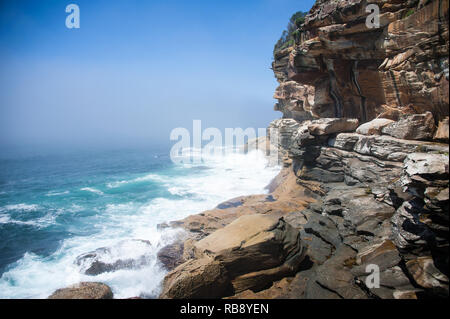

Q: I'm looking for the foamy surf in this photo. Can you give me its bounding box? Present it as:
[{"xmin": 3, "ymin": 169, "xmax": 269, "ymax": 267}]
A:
[
  {"xmin": 0, "ymin": 204, "xmax": 40, "ymax": 213},
  {"xmin": 0, "ymin": 148, "xmax": 280, "ymax": 299}
]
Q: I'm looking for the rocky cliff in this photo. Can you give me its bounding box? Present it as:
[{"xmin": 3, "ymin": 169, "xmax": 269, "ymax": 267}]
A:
[
  {"xmin": 273, "ymin": 0, "xmax": 449, "ymax": 124},
  {"xmin": 156, "ymin": 0, "xmax": 449, "ymax": 299},
  {"xmin": 265, "ymin": 0, "xmax": 449, "ymax": 298}
]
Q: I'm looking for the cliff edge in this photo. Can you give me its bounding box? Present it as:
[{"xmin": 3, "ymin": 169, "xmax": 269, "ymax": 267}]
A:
[{"xmin": 156, "ymin": 0, "xmax": 449, "ymax": 299}]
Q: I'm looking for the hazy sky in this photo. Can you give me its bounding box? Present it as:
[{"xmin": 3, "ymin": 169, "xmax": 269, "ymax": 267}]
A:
[{"xmin": 0, "ymin": 0, "xmax": 315, "ymax": 153}]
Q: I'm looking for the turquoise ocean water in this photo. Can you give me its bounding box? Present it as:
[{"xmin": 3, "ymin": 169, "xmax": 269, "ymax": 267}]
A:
[{"xmin": 0, "ymin": 148, "xmax": 279, "ymax": 298}]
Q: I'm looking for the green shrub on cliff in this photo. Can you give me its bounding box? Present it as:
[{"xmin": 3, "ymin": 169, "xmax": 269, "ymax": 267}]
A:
[{"xmin": 274, "ymin": 11, "xmax": 307, "ymax": 54}]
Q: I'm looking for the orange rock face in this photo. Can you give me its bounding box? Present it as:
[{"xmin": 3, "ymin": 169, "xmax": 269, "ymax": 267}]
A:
[{"xmin": 273, "ymin": 0, "xmax": 449, "ymax": 125}]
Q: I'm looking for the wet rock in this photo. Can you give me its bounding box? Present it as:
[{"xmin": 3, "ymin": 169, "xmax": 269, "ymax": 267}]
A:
[
  {"xmin": 48, "ymin": 282, "xmax": 113, "ymax": 299},
  {"xmin": 75, "ymin": 239, "xmax": 152, "ymax": 276},
  {"xmin": 157, "ymin": 241, "xmax": 185, "ymax": 271}
]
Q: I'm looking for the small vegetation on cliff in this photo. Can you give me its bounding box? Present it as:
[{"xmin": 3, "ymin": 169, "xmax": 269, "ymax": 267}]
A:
[
  {"xmin": 404, "ymin": 8, "xmax": 415, "ymax": 18},
  {"xmin": 273, "ymin": 11, "xmax": 307, "ymax": 54}
]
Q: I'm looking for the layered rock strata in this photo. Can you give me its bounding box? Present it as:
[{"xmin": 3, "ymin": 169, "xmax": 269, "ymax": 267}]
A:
[
  {"xmin": 272, "ymin": 0, "xmax": 449, "ymax": 124},
  {"xmin": 158, "ymin": 0, "xmax": 449, "ymax": 299}
]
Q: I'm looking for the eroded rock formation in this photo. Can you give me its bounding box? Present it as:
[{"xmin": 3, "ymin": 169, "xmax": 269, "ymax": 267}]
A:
[
  {"xmin": 158, "ymin": 0, "xmax": 449, "ymax": 300},
  {"xmin": 272, "ymin": 0, "xmax": 449, "ymax": 125}
]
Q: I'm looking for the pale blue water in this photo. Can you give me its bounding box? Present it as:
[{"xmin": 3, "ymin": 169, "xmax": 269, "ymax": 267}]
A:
[{"xmin": 0, "ymin": 148, "xmax": 280, "ymax": 298}]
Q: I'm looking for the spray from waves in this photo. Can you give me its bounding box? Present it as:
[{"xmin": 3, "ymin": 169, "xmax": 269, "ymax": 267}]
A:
[{"xmin": 0, "ymin": 148, "xmax": 281, "ymax": 299}]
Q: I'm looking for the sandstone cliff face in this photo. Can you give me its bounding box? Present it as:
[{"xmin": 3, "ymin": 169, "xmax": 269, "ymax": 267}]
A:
[
  {"xmin": 265, "ymin": 0, "xmax": 449, "ymax": 299},
  {"xmin": 272, "ymin": 0, "xmax": 449, "ymax": 125},
  {"xmin": 157, "ymin": 0, "xmax": 449, "ymax": 300}
]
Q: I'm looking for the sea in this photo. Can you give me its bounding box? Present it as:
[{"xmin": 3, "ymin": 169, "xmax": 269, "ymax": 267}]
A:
[{"xmin": 0, "ymin": 147, "xmax": 280, "ymax": 298}]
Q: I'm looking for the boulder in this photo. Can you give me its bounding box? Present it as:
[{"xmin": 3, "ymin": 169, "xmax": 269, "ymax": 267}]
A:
[
  {"xmin": 160, "ymin": 258, "xmax": 230, "ymax": 299},
  {"xmin": 160, "ymin": 215, "xmax": 305, "ymax": 298},
  {"xmin": 356, "ymin": 118, "xmax": 395, "ymax": 135},
  {"xmin": 194, "ymin": 214, "xmax": 304, "ymax": 278},
  {"xmin": 48, "ymin": 282, "xmax": 113, "ymax": 299},
  {"xmin": 381, "ymin": 112, "xmax": 436, "ymax": 141},
  {"xmin": 307, "ymin": 118, "xmax": 359, "ymax": 136}
]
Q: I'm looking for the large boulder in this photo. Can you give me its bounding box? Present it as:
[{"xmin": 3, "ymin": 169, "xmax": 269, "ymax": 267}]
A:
[
  {"xmin": 48, "ymin": 282, "xmax": 113, "ymax": 299},
  {"xmin": 381, "ymin": 112, "xmax": 436, "ymax": 141},
  {"xmin": 160, "ymin": 215, "xmax": 305, "ymax": 298}
]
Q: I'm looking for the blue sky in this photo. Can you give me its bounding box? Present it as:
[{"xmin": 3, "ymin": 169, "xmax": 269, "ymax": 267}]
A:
[{"xmin": 0, "ymin": 0, "xmax": 315, "ymax": 153}]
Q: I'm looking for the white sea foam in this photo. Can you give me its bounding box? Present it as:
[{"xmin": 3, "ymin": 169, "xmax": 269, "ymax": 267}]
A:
[
  {"xmin": 0, "ymin": 204, "xmax": 40, "ymax": 213},
  {"xmin": 106, "ymin": 180, "xmax": 129, "ymax": 188},
  {"xmin": 0, "ymin": 214, "xmax": 11, "ymax": 224},
  {"xmin": 0, "ymin": 211, "xmax": 59, "ymax": 228},
  {"xmin": 0, "ymin": 149, "xmax": 281, "ymax": 299},
  {"xmin": 107, "ymin": 174, "xmax": 165, "ymax": 189},
  {"xmin": 80, "ymin": 187, "xmax": 104, "ymax": 195},
  {"xmin": 46, "ymin": 191, "xmax": 70, "ymax": 197}
]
